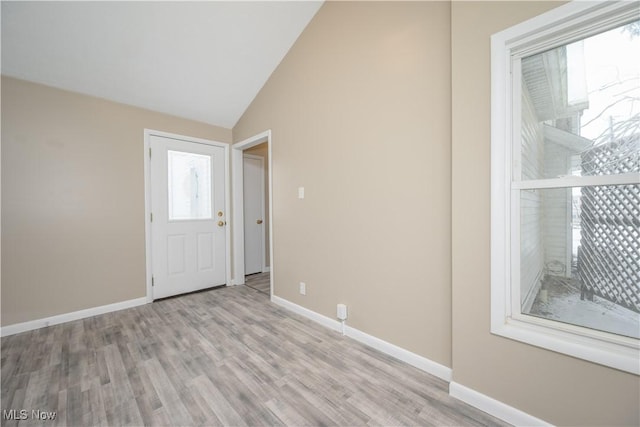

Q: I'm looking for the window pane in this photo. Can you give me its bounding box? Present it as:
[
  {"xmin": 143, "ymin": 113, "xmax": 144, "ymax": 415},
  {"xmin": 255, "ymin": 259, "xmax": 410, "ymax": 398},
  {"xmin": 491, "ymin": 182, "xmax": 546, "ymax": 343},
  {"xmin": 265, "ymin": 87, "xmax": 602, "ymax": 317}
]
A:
[
  {"xmin": 520, "ymin": 184, "xmax": 640, "ymax": 339},
  {"xmin": 168, "ymin": 150, "xmax": 212, "ymax": 220},
  {"xmin": 520, "ymin": 21, "xmax": 640, "ymax": 180}
]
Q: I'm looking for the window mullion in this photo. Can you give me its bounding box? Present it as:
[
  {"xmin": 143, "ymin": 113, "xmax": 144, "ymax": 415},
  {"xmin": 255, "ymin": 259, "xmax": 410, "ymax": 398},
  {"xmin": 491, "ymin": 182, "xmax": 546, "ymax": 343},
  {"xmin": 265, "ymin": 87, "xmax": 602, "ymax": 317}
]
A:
[{"xmin": 513, "ymin": 173, "xmax": 640, "ymax": 190}]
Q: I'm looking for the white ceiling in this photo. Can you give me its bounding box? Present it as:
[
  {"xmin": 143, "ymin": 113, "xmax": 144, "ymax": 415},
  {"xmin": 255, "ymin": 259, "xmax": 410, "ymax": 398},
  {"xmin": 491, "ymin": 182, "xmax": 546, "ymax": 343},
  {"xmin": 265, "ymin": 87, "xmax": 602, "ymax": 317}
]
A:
[{"xmin": 1, "ymin": 1, "xmax": 322, "ymax": 129}]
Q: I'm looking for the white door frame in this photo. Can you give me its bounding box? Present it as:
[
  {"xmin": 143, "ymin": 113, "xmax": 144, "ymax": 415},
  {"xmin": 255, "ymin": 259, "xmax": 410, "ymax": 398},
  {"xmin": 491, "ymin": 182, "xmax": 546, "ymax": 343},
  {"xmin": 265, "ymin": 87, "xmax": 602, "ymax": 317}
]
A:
[
  {"xmin": 243, "ymin": 153, "xmax": 267, "ymax": 274},
  {"xmin": 143, "ymin": 129, "xmax": 231, "ymax": 302},
  {"xmin": 232, "ymin": 130, "xmax": 273, "ymax": 298}
]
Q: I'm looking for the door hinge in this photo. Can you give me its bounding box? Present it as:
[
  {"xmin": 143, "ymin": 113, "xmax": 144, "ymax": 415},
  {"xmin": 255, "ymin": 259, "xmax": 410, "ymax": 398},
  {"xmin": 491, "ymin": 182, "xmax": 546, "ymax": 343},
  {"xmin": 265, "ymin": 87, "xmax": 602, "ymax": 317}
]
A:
[
  {"xmin": 149, "ymin": 147, "xmax": 152, "ymax": 158},
  {"xmin": 150, "ymin": 212, "xmax": 153, "ymax": 222},
  {"xmin": 152, "ymin": 276, "xmax": 155, "ymax": 287}
]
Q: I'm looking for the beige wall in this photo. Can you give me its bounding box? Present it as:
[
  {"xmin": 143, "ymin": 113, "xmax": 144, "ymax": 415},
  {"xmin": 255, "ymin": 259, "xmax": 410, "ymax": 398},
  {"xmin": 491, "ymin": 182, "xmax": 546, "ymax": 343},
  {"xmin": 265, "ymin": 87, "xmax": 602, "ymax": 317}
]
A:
[
  {"xmin": 1, "ymin": 76, "xmax": 231, "ymax": 326},
  {"xmin": 234, "ymin": 1, "xmax": 452, "ymax": 366},
  {"xmin": 451, "ymin": 2, "xmax": 639, "ymax": 426},
  {"xmin": 244, "ymin": 142, "xmax": 270, "ymax": 267}
]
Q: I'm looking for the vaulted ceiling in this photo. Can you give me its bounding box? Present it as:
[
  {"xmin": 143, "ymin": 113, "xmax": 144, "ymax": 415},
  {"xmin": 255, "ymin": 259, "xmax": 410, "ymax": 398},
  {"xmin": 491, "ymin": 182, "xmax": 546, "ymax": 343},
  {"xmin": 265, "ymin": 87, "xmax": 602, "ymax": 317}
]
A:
[{"xmin": 1, "ymin": 1, "xmax": 323, "ymax": 128}]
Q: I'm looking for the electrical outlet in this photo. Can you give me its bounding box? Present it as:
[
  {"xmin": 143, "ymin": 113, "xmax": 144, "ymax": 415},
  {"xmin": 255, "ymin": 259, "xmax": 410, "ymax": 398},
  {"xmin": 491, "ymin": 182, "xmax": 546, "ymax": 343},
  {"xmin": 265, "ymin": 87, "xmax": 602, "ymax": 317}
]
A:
[
  {"xmin": 299, "ymin": 282, "xmax": 306, "ymax": 295},
  {"xmin": 337, "ymin": 304, "xmax": 347, "ymax": 320}
]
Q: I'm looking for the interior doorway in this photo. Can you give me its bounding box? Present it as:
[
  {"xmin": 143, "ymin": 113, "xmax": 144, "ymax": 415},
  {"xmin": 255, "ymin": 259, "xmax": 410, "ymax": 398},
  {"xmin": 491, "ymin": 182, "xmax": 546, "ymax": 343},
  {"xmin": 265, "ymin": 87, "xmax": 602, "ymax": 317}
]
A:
[
  {"xmin": 232, "ymin": 130, "xmax": 273, "ymax": 298},
  {"xmin": 243, "ymin": 151, "xmax": 268, "ymax": 275}
]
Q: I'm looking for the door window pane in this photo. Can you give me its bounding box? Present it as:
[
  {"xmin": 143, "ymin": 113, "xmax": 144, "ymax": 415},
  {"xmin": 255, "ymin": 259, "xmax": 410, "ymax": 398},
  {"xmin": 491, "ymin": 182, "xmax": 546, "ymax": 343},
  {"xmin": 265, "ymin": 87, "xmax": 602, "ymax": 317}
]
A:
[
  {"xmin": 520, "ymin": 185, "xmax": 640, "ymax": 339},
  {"xmin": 520, "ymin": 21, "xmax": 640, "ymax": 180},
  {"xmin": 168, "ymin": 150, "xmax": 212, "ymax": 220}
]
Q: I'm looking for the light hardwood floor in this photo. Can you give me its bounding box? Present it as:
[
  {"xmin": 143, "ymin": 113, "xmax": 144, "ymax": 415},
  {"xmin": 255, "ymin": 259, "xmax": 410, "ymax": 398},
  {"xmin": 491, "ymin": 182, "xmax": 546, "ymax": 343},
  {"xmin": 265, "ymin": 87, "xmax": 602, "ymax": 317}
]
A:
[
  {"xmin": 245, "ymin": 272, "xmax": 270, "ymax": 295},
  {"xmin": 1, "ymin": 285, "xmax": 508, "ymax": 426}
]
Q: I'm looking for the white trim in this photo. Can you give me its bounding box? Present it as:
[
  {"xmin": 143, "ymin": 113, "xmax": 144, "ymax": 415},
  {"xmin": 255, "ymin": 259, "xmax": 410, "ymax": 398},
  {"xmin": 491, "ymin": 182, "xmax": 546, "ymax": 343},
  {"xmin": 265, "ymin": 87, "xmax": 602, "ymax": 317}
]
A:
[
  {"xmin": 491, "ymin": 17, "xmax": 513, "ymax": 331},
  {"xmin": 267, "ymin": 135, "xmax": 273, "ymax": 299},
  {"xmin": 271, "ymin": 296, "xmax": 342, "ymax": 333},
  {"xmin": 232, "ymin": 130, "xmax": 273, "ymax": 298},
  {"xmin": 243, "ymin": 153, "xmax": 267, "ymax": 274},
  {"xmin": 497, "ymin": 0, "xmax": 638, "ymax": 59},
  {"xmin": 144, "ymin": 132, "xmax": 153, "ymax": 303},
  {"xmin": 512, "ymin": 173, "xmax": 640, "ymax": 190},
  {"xmin": 345, "ymin": 325, "xmax": 452, "ymax": 382},
  {"xmin": 0, "ymin": 297, "xmax": 148, "ymax": 337},
  {"xmin": 497, "ymin": 318, "xmax": 639, "ymax": 374},
  {"xmin": 232, "ymin": 143, "xmax": 245, "ymax": 286},
  {"xmin": 224, "ymin": 143, "xmax": 232, "ymax": 289},
  {"xmin": 491, "ymin": 0, "xmax": 640, "ymax": 375},
  {"xmin": 449, "ymin": 382, "xmax": 552, "ymax": 427},
  {"xmin": 271, "ymin": 296, "xmax": 453, "ymax": 382},
  {"xmin": 262, "ymin": 266, "xmax": 271, "ymax": 273},
  {"xmin": 143, "ymin": 129, "xmax": 231, "ymax": 301}
]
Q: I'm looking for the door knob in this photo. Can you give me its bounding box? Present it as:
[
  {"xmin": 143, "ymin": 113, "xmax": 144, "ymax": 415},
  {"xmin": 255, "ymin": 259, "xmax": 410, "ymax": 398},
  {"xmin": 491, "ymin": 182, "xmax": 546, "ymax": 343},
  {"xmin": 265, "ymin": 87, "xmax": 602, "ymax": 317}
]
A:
[
  {"xmin": 218, "ymin": 221, "xmax": 226, "ymax": 227},
  {"xmin": 257, "ymin": 219, "xmax": 263, "ymax": 224}
]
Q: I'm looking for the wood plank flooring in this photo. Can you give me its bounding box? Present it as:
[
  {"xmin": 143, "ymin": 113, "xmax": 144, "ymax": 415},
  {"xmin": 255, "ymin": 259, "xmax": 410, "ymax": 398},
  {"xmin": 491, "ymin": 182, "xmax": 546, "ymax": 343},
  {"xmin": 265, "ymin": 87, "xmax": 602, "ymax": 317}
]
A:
[
  {"xmin": 1, "ymin": 285, "xmax": 508, "ymax": 426},
  {"xmin": 245, "ymin": 273, "xmax": 270, "ymax": 295}
]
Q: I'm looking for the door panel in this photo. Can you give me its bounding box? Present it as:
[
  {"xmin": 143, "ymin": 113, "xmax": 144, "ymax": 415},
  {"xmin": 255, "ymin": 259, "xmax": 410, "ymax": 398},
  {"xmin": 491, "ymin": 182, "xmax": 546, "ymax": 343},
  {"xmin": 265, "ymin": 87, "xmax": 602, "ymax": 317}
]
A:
[
  {"xmin": 197, "ymin": 232, "xmax": 215, "ymax": 271},
  {"xmin": 167, "ymin": 234, "xmax": 186, "ymax": 275},
  {"xmin": 150, "ymin": 135, "xmax": 226, "ymax": 299},
  {"xmin": 243, "ymin": 155, "xmax": 264, "ymax": 275}
]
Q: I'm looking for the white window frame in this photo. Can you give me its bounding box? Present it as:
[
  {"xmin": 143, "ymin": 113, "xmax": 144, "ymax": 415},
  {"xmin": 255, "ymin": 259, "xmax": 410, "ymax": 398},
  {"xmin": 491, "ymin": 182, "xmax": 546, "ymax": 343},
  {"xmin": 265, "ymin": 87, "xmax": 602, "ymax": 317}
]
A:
[{"xmin": 491, "ymin": 0, "xmax": 640, "ymax": 375}]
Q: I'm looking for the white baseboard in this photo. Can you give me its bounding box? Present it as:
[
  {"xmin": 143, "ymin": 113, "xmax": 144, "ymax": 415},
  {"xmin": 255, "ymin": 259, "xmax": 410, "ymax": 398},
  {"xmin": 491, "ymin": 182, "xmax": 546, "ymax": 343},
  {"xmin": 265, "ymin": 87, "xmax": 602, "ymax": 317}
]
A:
[
  {"xmin": 272, "ymin": 296, "xmax": 342, "ymax": 333},
  {"xmin": 270, "ymin": 295, "xmax": 452, "ymax": 382},
  {"xmin": 449, "ymin": 382, "xmax": 552, "ymax": 427},
  {"xmin": 1, "ymin": 297, "xmax": 148, "ymax": 337},
  {"xmin": 262, "ymin": 266, "xmax": 271, "ymax": 273},
  {"xmin": 345, "ymin": 324, "xmax": 452, "ymax": 382}
]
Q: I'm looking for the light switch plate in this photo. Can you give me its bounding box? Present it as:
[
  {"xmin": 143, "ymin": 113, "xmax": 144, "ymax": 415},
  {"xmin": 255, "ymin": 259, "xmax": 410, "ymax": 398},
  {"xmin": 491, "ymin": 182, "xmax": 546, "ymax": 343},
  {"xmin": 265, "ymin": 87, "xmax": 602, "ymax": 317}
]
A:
[{"xmin": 298, "ymin": 187, "xmax": 305, "ymax": 199}]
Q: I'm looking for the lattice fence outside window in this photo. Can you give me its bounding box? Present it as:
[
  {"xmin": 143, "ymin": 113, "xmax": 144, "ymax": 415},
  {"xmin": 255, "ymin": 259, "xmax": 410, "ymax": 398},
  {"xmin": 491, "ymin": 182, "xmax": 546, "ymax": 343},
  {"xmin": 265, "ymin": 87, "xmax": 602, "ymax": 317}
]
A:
[{"xmin": 578, "ymin": 137, "xmax": 640, "ymax": 313}]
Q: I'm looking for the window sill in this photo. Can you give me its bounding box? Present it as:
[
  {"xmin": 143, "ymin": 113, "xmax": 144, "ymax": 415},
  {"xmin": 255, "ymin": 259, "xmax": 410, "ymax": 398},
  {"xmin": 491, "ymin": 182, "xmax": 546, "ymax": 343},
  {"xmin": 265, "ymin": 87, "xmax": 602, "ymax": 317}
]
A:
[{"xmin": 491, "ymin": 317, "xmax": 640, "ymax": 375}]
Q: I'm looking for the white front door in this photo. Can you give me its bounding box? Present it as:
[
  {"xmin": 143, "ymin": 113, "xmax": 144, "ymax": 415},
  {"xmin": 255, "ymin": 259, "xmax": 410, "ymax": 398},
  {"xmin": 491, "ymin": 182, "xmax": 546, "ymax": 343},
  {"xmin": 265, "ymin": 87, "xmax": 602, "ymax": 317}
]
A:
[
  {"xmin": 150, "ymin": 134, "xmax": 227, "ymax": 299},
  {"xmin": 243, "ymin": 155, "xmax": 265, "ymax": 275}
]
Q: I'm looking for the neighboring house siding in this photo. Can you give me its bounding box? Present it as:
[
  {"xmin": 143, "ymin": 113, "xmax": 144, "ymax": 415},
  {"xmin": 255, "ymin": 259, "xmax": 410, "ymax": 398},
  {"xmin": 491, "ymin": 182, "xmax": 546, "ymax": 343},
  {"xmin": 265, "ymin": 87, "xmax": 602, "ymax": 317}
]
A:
[
  {"xmin": 520, "ymin": 84, "xmax": 545, "ymax": 308},
  {"xmin": 543, "ymin": 144, "xmax": 573, "ymax": 277}
]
